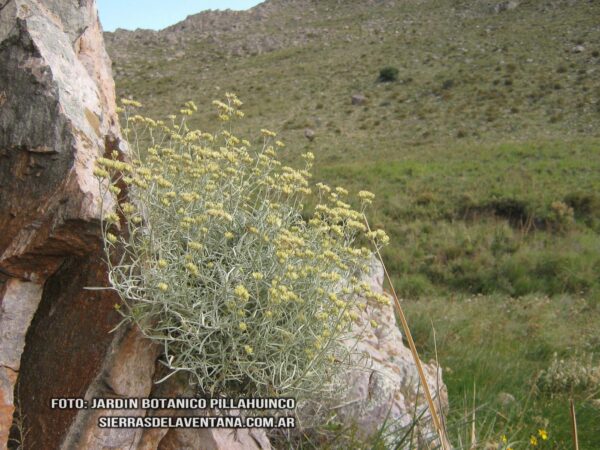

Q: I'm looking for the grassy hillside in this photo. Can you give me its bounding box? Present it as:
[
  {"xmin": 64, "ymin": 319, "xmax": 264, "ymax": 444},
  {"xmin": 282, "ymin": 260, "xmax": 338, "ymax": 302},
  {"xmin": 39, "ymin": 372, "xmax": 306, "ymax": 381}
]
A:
[{"xmin": 105, "ymin": 0, "xmax": 600, "ymax": 447}]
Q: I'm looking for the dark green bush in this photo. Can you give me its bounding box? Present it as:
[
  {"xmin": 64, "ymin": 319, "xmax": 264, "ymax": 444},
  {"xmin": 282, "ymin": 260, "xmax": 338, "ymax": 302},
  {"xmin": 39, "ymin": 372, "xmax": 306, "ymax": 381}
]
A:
[
  {"xmin": 378, "ymin": 66, "xmax": 399, "ymax": 82},
  {"xmin": 565, "ymin": 191, "xmax": 600, "ymax": 223}
]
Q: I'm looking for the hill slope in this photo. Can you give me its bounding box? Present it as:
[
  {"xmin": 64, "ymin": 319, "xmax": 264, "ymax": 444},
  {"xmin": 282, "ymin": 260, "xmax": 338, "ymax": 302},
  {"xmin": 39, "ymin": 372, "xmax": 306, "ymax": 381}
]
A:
[
  {"xmin": 104, "ymin": 0, "xmax": 600, "ymax": 447},
  {"xmin": 106, "ymin": 0, "xmax": 600, "ymax": 148}
]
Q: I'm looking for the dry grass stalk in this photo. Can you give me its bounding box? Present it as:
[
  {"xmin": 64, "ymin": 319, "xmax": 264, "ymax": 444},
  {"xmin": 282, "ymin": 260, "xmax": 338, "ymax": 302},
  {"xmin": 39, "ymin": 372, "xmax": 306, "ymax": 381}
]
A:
[
  {"xmin": 570, "ymin": 398, "xmax": 579, "ymax": 450},
  {"xmin": 470, "ymin": 384, "xmax": 477, "ymax": 450}
]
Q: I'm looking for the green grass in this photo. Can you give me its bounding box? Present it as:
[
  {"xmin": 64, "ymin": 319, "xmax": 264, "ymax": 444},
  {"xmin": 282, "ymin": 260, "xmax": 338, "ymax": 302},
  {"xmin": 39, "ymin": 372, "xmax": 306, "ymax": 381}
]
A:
[
  {"xmin": 104, "ymin": 0, "xmax": 600, "ymax": 446},
  {"xmin": 315, "ymin": 138, "xmax": 600, "ymax": 301},
  {"xmin": 406, "ymin": 294, "xmax": 600, "ymax": 448}
]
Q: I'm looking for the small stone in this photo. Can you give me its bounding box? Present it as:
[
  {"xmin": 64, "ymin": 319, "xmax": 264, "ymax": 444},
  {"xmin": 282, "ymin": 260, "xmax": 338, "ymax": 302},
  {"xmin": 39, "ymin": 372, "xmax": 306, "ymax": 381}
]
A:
[
  {"xmin": 494, "ymin": 1, "xmax": 519, "ymax": 13},
  {"xmin": 351, "ymin": 94, "xmax": 367, "ymax": 105},
  {"xmin": 497, "ymin": 392, "xmax": 516, "ymax": 407},
  {"xmin": 304, "ymin": 128, "xmax": 316, "ymax": 141}
]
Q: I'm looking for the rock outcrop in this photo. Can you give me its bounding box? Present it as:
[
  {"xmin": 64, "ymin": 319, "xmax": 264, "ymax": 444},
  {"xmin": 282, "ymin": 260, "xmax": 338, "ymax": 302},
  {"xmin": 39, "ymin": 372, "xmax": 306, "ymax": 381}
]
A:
[
  {"xmin": 103, "ymin": 0, "xmax": 399, "ymax": 64},
  {"xmin": 0, "ymin": 0, "xmax": 124, "ymax": 448},
  {"xmin": 333, "ymin": 259, "xmax": 448, "ymax": 447}
]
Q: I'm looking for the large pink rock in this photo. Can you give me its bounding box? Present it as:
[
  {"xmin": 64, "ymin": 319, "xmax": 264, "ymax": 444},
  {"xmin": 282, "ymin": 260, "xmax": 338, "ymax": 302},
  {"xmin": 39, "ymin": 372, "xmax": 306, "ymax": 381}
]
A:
[
  {"xmin": 0, "ymin": 0, "xmax": 124, "ymax": 448},
  {"xmin": 336, "ymin": 259, "xmax": 449, "ymax": 447}
]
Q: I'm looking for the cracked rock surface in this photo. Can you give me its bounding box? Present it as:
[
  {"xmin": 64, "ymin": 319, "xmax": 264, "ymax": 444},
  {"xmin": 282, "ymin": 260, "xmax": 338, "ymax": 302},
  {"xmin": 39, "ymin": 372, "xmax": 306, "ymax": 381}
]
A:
[{"xmin": 336, "ymin": 259, "xmax": 448, "ymax": 447}]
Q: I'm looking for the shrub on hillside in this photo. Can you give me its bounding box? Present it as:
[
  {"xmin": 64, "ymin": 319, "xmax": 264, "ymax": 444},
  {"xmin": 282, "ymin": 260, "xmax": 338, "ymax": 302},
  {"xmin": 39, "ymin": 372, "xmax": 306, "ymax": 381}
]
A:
[
  {"xmin": 547, "ymin": 200, "xmax": 574, "ymax": 232},
  {"xmin": 564, "ymin": 191, "xmax": 600, "ymax": 229},
  {"xmin": 94, "ymin": 95, "xmax": 390, "ymax": 405},
  {"xmin": 537, "ymin": 353, "xmax": 600, "ymax": 394},
  {"xmin": 378, "ymin": 66, "xmax": 399, "ymax": 82}
]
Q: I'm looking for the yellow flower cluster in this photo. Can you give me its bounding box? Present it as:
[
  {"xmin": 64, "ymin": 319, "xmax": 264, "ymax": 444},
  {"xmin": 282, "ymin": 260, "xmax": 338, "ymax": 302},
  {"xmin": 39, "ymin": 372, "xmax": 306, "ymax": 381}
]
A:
[
  {"xmin": 260, "ymin": 128, "xmax": 277, "ymax": 137},
  {"xmin": 366, "ymin": 229, "xmax": 390, "ymax": 245},
  {"xmin": 234, "ymin": 284, "xmax": 250, "ymax": 301},
  {"xmin": 358, "ymin": 190, "xmax": 375, "ymax": 204},
  {"xmin": 185, "ymin": 240, "xmax": 200, "ymax": 252},
  {"xmin": 212, "ymin": 93, "xmax": 244, "ymax": 121},
  {"xmin": 104, "ymin": 212, "xmax": 119, "ymax": 224},
  {"xmin": 185, "ymin": 262, "xmax": 199, "ymax": 276},
  {"xmin": 207, "ymin": 208, "xmax": 233, "ymax": 222},
  {"xmin": 121, "ymin": 98, "xmax": 142, "ymax": 107}
]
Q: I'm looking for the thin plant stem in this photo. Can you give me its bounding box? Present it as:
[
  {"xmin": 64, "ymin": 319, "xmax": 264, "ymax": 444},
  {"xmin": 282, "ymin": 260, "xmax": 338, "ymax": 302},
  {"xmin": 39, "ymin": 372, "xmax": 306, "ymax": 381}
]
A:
[{"xmin": 570, "ymin": 398, "xmax": 579, "ymax": 450}]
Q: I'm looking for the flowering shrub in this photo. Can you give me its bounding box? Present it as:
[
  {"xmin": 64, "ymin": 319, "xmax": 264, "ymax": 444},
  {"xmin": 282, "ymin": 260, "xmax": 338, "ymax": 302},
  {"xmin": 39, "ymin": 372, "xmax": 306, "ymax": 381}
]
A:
[
  {"xmin": 537, "ymin": 353, "xmax": 600, "ymax": 394},
  {"xmin": 95, "ymin": 94, "xmax": 390, "ymax": 401}
]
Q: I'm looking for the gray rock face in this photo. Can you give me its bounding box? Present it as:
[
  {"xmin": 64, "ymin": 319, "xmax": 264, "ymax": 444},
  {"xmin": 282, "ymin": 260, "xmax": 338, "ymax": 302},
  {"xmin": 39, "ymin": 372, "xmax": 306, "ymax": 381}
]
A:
[
  {"xmin": 0, "ymin": 279, "xmax": 42, "ymax": 447},
  {"xmin": 0, "ymin": 0, "xmax": 120, "ymax": 278}
]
